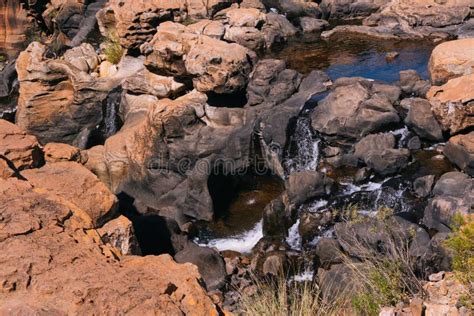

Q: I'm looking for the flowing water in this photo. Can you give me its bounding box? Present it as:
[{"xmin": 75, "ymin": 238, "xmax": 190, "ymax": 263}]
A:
[{"xmin": 196, "ymin": 33, "xmax": 438, "ymax": 254}]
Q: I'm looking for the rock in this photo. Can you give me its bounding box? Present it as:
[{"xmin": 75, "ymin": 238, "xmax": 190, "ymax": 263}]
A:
[
  {"xmin": 423, "ymin": 171, "xmax": 473, "ymax": 232},
  {"xmin": 423, "ymin": 272, "xmax": 471, "ymax": 316},
  {"xmin": 398, "ymin": 69, "xmax": 430, "ymax": 97},
  {"xmin": 457, "ymin": 18, "xmax": 474, "ymax": 39},
  {"xmin": 0, "ymin": 119, "xmax": 42, "ymax": 173},
  {"xmin": 0, "ymin": 177, "xmax": 220, "ymax": 314},
  {"xmin": 414, "ymin": 175, "xmax": 436, "ymax": 198},
  {"xmin": 261, "ymin": 13, "xmax": 298, "ymax": 50},
  {"xmin": 99, "ymin": 61, "xmax": 117, "ymax": 78},
  {"xmin": 428, "ymin": 39, "xmax": 474, "ymax": 85},
  {"xmin": 314, "ymin": 238, "xmax": 343, "ymax": 269},
  {"xmin": 63, "ymin": 43, "xmax": 100, "ymax": 73},
  {"xmin": 319, "ymin": 0, "xmax": 389, "ymax": 19},
  {"xmin": 246, "ymin": 59, "xmax": 302, "ymax": 106},
  {"xmin": 142, "ymin": 22, "xmax": 253, "ymax": 93},
  {"xmin": 223, "ymin": 26, "xmax": 266, "ymax": 51},
  {"xmin": 385, "ymin": 51, "xmax": 399, "ymax": 62},
  {"xmin": 427, "ymin": 74, "xmax": 474, "ymax": 134},
  {"xmin": 217, "ymin": 7, "xmax": 266, "ymax": 27},
  {"xmin": 311, "ymin": 78, "xmax": 400, "ymax": 139},
  {"xmin": 444, "ymin": 132, "xmax": 474, "ymax": 176},
  {"xmin": 22, "ymin": 161, "xmax": 118, "ymax": 228},
  {"xmin": 122, "ymin": 68, "xmax": 185, "ymax": 98},
  {"xmin": 286, "ymin": 171, "xmax": 334, "ymax": 207},
  {"xmin": 407, "ymin": 136, "xmax": 422, "ymax": 151},
  {"xmin": 263, "ymin": 196, "xmax": 291, "ymax": 237},
  {"xmin": 322, "ymin": 0, "xmax": 471, "ymax": 40},
  {"xmin": 43, "ymin": 0, "xmax": 87, "ymax": 42},
  {"xmin": 44, "ymin": 142, "xmax": 86, "ymax": 164},
  {"xmin": 299, "ymin": 211, "xmax": 334, "ymax": 243},
  {"xmin": 174, "ymin": 242, "xmax": 227, "ymax": 291},
  {"xmin": 250, "ymin": 237, "xmax": 289, "ymax": 276},
  {"xmin": 353, "ymin": 133, "xmax": 410, "ymax": 176},
  {"xmin": 97, "ymin": 0, "xmax": 237, "ymax": 50},
  {"xmin": 97, "ymin": 215, "xmax": 141, "ymax": 255},
  {"xmin": 261, "ymin": 0, "xmax": 321, "ymax": 19},
  {"xmin": 295, "ymin": 17, "xmax": 329, "ymax": 33},
  {"xmin": 16, "ymin": 42, "xmax": 110, "ymax": 145},
  {"xmin": 240, "ymin": 0, "xmax": 266, "ymax": 11},
  {"xmin": 403, "ymin": 98, "xmax": 444, "ymax": 141},
  {"xmin": 0, "ymin": 0, "xmax": 29, "ymax": 57},
  {"xmin": 317, "ymin": 263, "xmax": 364, "ymax": 301},
  {"xmin": 187, "ymin": 19, "xmax": 226, "ymax": 39}
]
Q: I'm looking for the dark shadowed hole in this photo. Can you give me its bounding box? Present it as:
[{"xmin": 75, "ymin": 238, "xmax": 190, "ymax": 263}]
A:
[
  {"xmin": 117, "ymin": 193, "xmax": 175, "ymax": 256},
  {"xmin": 206, "ymin": 90, "xmax": 248, "ymax": 108}
]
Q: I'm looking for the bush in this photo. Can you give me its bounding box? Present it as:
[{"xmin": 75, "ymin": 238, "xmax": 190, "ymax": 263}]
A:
[
  {"xmin": 444, "ymin": 214, "xmax": 474, "ymax": 295},
  {"xmin": 103, "ymin": 34, "xmax": 124, "ymax": 64}
]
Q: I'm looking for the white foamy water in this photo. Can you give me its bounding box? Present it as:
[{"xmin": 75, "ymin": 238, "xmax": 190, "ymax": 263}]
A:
[
  {"xmin": 196, "ymin": 221, "xmax": 263, "ymax": 253},
  {"xmin": 290, "ymin": 269, "xmax": 314, "ymax": 283},
  {"xmin": 341, "ymin": 181, "xmax": 384, "ymax": 195},
  {"xmin": 286, "ymin": 219, "xmax": 302, "ymax": 251}
]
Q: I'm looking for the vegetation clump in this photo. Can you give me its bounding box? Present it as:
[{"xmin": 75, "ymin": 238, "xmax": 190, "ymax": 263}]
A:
[{"xmin": 103, "ymin": 34, "xmax": 124, "ymax": 64}]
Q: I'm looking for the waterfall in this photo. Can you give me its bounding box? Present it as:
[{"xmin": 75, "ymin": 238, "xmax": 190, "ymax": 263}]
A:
[
  {"xmin": 284, "ymin": 116, "xmax": 320, "ymax": 174},
  {"xmin": 103, "ymin": 87, "xmax": 122, "ymax": 138}
]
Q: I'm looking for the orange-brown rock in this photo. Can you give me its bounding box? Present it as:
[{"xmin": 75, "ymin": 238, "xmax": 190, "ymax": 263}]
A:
[
  {"xmin": 427, "ymin": 74, "xmax": 474, "ymax": 134},
  {"xmin": 429, "ymin": 39, "xmax": 474, "ymax": 85},
  {"xmin": 97, "ymin": 215, "xmax": 141, "ymax": 256},
  {"xmin": 0, "ymin": 0, "xmax": 29, "ymax": 57},
  {"xmin": 0, "ymin": 119, "xmax": 42, "ymax": 174},
  {"xmin": 97, "ymin": 0, "xmax": 236, "ymax": 50},
  {"xmin": 444, "ymin": 132, "xmax": 474, "ymax": 176},
  {"xmin": 44, "ymin": 142, "xmax": 87, "ymax": 164},
  {"xmin": 0, "ymin": 177, "xmax": 221, "ymax": 315},
  {"xmin": 21, "ymin": 161, "xmax": 118, "ymax": 228}
]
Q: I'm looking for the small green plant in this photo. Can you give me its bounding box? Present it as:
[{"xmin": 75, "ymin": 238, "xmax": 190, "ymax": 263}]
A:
[
  {"xmin": 103, "ymin": 34, "xmax": 124, "ymax": 64},
  {"xmin": 181, "ymin": 16, "xmax": 197, "ymax": 26},
  {"xmin": 444, "ymin": 214, "xmax": 474, "ymax": 285},
  {"xmin": 0, "ymin": 55, "xmax": 6, "ymax": 62}
]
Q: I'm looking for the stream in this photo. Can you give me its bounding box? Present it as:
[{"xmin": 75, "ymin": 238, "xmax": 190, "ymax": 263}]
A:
[{"xmin": 194, "ymin": 34, "xmax": 447, "ymax": 255}]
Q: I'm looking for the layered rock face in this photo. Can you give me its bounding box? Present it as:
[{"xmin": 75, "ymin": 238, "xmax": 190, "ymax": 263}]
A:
[
  {"xmin": 0, "ymin": 178, "xmax": 220, "ymax": 315},
  {"xmin": 96, "ymin": 0, "xmax": 237, "ymax": 50},
  {"xmin": 0, "ymin": 0, "xmax": 29, "ymax": 56}
]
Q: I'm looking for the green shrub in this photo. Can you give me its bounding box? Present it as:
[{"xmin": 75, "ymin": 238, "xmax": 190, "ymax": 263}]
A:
[
  {"xmin": 444, "ymin": 214, "xmax": 474, "ymax": 285},
  {"xmin": 0, "ymin": 55, "xmax": 6, "ymax": 62},
  {"xmin": 103, "ymin": 34, "xmax": 124, "ymax": 64}
]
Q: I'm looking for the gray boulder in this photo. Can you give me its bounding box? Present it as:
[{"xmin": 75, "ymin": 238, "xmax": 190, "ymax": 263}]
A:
[{"xmin": 403, "ymin": 98, "xmax": 443, "ymax": 141}]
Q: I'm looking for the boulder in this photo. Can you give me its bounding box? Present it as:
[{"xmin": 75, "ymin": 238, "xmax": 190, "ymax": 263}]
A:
[
  {"xmin": 295, "ymin": 17, "xmax": 329, "ymax": 32},
  {"xmin": 444, "ymin": 132, "xmax": 474, "ymax": 176},
  {"xmin": 0, "ymin": 119, "xmax": 42, "ymax": 174},
  {"xmin": 187, "ymin": 19, "xmax": 226, "ymax": 39},
  {"xmin": 43, "ymin": 142, "xmax": 86, "ymax": 164},
  {"xmin": 223, "ymin": 26, "xmax": 266, "ymax": 51},
  {"xmin": 413, "ymin": 175, "xmax": 436, "ymax": 198},
  {"xmin": 0, "ymin": 178, "xmax": 220, "ymax": 315},
  {"xmin": 262, "ymin": 196, "xmax": 291, "ymax": 237},
  {"xmin": 428, "ymin": 39, "xmax": 474, "ymax": 85},
  {"xmin": 174, "ymin": 242, "xmax": 227, "ymax": 290},
  {"xmin": 298, "ymin": 210, "xmax": 334, "ymax": 243},
  {"xmin": 22, "ymin": 161, "xmax": 118, "ymax": 228},
  {"xmin": 398, "ymin": 70, "xmax": 430, "ymax": 98},
  {"xmin": 352, "ymin": 133, "xmax": 410, "ymax": 175},
  {"xmin": 122, "ymin": 68, "xmax": 185, "ymax": 98},
  {"xmin": 97, "ymin": 215, "xmax": 141, "ymax": 255},
  {"xmin": 427, "ymin": 74, "xmax": 474, "ymax": 134},
  {"xmin": 457, "ymin": 18, "xmax": 474, "ymax": 39},
  {"xmin": 423, "ymin": 172, "xmax": 473, "ymax": 232},
  {"xmin": 246, "ymin": 59, "xmax": 302, "ymax": 106},
  {"xmin": 311, "ymin": 78, "xmax": 400, "ymax": 139},
  {"xmin": 250, "ymin": 237, "xmax": 290, "ymax": 276},
  {"xmin": 319, "ymin": 0, "xmax": 389, "ymax": 19},
  {"xmin": 142, "ymin": 22, "xmax": 253, "ymax": 93},
  {"xmin": 261, "ymin": 13, "xmax": 298, "ymax": 50},
  {"xmin": 314, "ymin": 238, "xmax": 343, "ymax": 269},
  {"xmin": 286, "ymin": 171, "xmax": 334, "ymax": 206},
  {"xmin": 216, "ymin": 7, "xmax": 266, "ymax": 27},
  {"xmin": 403, "ymin": 98, "xmax": 444, "ymax": 141},
  {"xmin": 16, "ymin": 42, "xmax": 108, "ymax": 145},
  {"xmin": 63, "ymin": 43, "xmax": 100, "ymax": 73},
  {"xmin": 317, "ymin": 263, "xmax": 364, "ymax": 301}
]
